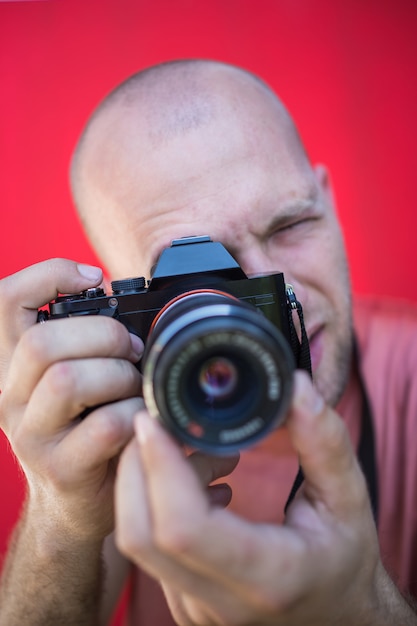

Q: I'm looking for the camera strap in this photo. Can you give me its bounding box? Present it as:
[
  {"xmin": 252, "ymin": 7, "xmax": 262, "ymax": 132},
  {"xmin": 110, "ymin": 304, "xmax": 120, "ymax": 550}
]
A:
[
  {"xmin": 286, "ymin": 285, "xmax": 312, "ymax": 377},
  {"xmin": 283, "ymin": 290, "xmax": 379, "ymax": 524}
]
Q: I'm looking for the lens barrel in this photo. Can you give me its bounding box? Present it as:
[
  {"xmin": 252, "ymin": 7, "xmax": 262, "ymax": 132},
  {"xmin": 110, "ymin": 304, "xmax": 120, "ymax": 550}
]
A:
[{"xmin": 142, "ymin": 292, "xmax": 294, "ymax": 454}]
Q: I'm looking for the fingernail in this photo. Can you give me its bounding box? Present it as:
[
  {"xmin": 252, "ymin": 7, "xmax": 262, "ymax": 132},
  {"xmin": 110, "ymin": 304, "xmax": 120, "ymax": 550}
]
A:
[
  {"xmin": 129, "ymin": 333, "xmax": 144, "ymax": 360},
  {"xmin": 77, "ymin": 263, "xmax": 103, "ymax": 282}
]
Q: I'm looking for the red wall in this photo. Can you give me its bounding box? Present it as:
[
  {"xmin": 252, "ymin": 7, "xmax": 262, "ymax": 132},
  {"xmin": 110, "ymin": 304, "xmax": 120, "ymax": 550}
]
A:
[{"xmin": 1, "ymin": 0, "xmax": 416, "ymax": 601}]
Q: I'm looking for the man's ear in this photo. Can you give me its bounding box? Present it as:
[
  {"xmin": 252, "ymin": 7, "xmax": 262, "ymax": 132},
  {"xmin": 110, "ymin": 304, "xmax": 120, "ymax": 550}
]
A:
[{"xmin": 314, "ymin": 163, "xmax": 337, "ymax": 211}]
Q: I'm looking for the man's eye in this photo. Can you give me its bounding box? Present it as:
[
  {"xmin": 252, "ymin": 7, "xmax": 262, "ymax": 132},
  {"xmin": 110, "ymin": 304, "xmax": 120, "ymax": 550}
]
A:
[
  {"xmin": 269, "ymin": 217, "xmax": 319, "ymax": 242},
  {"xmin": 279, "ymin": 218, "xmax": 310, "ymax": 232},
  {"xmin": 280, "ymin": 221, "xmax": 302, "ymax": 231}
]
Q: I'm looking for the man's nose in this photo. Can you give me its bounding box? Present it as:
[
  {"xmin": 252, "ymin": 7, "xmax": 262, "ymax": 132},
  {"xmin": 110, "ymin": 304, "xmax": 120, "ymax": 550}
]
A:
[{"xmin": 237, "ymin": 247, "xmax": 276, "ymax": 277}]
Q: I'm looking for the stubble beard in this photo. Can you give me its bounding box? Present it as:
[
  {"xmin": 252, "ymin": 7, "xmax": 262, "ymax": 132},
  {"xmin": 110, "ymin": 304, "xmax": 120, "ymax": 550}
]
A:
[{"xmin": 315, "ymin": 292, "xmax": 354, "ymax": 409}]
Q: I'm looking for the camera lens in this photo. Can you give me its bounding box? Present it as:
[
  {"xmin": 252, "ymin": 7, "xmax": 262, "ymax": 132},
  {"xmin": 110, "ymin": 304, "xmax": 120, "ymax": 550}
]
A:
[{"xmin": 142, "ymin": 291, "xmax": 294, "ymax": 454}]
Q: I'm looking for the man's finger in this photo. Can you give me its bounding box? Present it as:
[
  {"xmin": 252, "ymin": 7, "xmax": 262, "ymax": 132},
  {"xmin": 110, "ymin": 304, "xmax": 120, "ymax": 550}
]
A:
[
  {"xmin": 115, "ymin": 433, "xmax": 246, "ymax": 616},
  {"xmin": 0, "ymin": 258, "xmax": 103, "ymax": 339},
  {"xmin": 286, "ymin": 370, "xmax": 369, "ymax": 517},
  {"xmin": 4, "ymin": 316, "xmax": 142, "ymax": 407},
  {"xmin": 187, "ymin": 452, "xmax": 239, "ymax": 509},
  {"xmin": 133, "ymin": 410, "xmax": 303, "ymax": 590},
  {"xmin": 24, "ymin": 357, "xmax": 142, "ymax": 436},
  {"xmin": 188, "ymin": 451, "xmax": 240, "ymax": 487}
]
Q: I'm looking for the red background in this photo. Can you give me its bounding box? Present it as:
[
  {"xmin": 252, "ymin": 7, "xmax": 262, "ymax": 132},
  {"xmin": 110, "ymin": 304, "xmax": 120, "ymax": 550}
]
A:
[{"xmin": 1, "ymin": 0, "xmax": 416, "ymax": 619}]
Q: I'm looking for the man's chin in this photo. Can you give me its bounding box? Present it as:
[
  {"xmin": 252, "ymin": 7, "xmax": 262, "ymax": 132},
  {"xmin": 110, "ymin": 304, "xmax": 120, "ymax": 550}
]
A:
[{"xmin": 313, "ymin": 356, "xmax": 352, "ymax": 408}]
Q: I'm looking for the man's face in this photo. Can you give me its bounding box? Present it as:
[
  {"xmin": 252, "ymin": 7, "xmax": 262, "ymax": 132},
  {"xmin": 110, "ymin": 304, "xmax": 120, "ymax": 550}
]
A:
[{"xmin": 86, "ymin": 98, "xmax": 352, "ymax": 407}]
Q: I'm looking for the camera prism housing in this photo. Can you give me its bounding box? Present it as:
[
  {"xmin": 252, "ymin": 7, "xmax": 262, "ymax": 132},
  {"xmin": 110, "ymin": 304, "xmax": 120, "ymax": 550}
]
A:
[{"xmin": 40, "ymin": 235, "xmax": 300, "ymax": 453}]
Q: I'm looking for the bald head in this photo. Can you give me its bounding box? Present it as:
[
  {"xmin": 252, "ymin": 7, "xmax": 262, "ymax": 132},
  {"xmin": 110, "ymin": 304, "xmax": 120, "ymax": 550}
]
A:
[
  {"xmin": 73, "ymin": 60, "xmax": 281, "ymax": 157},
  {"xmin": 70, "ymin": 60, "xmax": 309, "ymax": 277}
]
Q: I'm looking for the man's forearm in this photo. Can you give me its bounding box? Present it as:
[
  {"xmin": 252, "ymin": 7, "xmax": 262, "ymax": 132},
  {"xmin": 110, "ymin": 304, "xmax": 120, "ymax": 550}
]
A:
[{"xmin": 0, "ymin": 504, "xmax": 104, "ymax": 626}]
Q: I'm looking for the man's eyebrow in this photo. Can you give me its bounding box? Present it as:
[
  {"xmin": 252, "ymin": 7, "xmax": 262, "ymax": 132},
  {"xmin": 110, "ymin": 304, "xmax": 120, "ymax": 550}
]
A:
[{"xmin": 263, "ymin": 189, "xmax": 319, "ymax": 233}]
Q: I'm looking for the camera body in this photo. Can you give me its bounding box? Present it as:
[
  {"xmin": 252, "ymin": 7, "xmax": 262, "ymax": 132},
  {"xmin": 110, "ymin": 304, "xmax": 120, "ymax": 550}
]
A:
[{"xmin": 40, "ymin": 236, "xmax": 301, "ymax": 453}]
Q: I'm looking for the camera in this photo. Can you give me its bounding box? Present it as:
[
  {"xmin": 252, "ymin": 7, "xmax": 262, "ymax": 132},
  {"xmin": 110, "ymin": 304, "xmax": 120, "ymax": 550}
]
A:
[{"xmin": 39, "ymin": 235, "xmax": 307, "ymax": 454}]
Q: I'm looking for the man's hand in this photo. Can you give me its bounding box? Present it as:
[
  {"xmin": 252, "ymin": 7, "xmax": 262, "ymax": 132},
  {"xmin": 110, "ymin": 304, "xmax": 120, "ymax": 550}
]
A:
[
  {"xmin": 0, "ymin": 259, "xmax": 144, "ymax": 541},
  {"xmin": 115, "ymin": 371, "xmax": 416, "ymax": 626}
]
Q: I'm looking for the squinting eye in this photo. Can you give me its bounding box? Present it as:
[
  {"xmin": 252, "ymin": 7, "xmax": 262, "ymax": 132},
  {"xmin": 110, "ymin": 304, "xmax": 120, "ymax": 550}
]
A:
[
  {"xmin": 279, "ymin": 219, "xmax": 310, "ymax": 232},
  {"xmin": 270, "ymin": 217, "xmax": 319, "ymax": 242},
  {"xmin": 281, "ymin": 221, "xmax": 302, "ymax": 231}
]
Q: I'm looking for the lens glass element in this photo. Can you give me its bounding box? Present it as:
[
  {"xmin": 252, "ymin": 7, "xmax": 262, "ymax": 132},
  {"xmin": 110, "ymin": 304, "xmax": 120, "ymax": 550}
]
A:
[{"xmin": 198, "ymin": 356, "xmax": 238, "ymax": 400}]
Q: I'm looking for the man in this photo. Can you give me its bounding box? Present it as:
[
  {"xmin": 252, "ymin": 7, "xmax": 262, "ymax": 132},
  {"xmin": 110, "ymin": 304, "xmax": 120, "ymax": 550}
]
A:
[{"xmin": 0, "ymin": 59, "xmax": 417, "ymax": 625}]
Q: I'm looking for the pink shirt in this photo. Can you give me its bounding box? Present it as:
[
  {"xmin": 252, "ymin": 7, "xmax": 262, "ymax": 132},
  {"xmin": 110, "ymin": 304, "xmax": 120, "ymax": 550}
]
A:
[
  {"xmin": 353, "ymin": 296, "xmax": 417, "ymax": 593},
  {"xmin": 125, "ymin": 295, "xmax": 417, "ymax": 624}
]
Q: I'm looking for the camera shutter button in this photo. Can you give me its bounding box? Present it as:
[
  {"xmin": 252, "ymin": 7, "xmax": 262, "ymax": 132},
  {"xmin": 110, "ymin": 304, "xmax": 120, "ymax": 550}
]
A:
[{"xmin": 85, "ymin": 287, "xmax": 105, "ymax": 298}]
